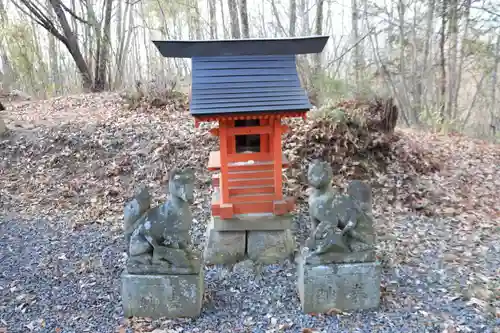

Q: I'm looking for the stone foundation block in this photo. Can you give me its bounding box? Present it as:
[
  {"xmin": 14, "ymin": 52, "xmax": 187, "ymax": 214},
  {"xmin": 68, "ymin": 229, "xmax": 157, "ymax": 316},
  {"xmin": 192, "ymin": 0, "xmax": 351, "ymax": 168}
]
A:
[
  {"xmin": 0, "ymin": 118, "xmax": 6, "ymax": 135},
  {"xmin": 203, "ymin": 218, "xmax": 246, "ymax": 265},
  {"xmin": 247, "ymin": 229, "xmax": 295, "ymax": 264},
  {"xmin": 121, "ymin": 270, "xmax": 203, "ymax": 319},
  {"xmin": 297, "ymin": 258, "xmax": 381, "ymax": 313}
]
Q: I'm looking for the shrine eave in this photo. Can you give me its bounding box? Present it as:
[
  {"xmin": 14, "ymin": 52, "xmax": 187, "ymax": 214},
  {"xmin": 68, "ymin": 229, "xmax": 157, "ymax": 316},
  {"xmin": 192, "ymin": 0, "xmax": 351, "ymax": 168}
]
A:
[
  {"xmin": 193, "ymin": 111, "xmax": 307, "ymax": 127},
  {"xmin": 152, "ymin": 36, "xmax": 329, "ymax": 58}
]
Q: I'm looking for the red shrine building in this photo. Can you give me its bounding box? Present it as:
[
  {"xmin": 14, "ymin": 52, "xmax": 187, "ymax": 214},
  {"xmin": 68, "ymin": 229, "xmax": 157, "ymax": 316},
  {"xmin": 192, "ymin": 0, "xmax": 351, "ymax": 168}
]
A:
[{"xmin": 153, "ymin": 36, "xmax": 329, "ymax": 224}]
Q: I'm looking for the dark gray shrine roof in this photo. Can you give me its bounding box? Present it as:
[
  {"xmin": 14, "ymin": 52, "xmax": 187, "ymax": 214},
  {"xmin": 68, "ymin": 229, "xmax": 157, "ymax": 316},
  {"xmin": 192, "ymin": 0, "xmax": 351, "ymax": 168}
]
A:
[
  {"xmin": 152, "ymin": 36, "xmax": 330, "ymax": 116},
  {"xmin": 152, "ymin": 36, "xmax": 329, "ymax": 58}
]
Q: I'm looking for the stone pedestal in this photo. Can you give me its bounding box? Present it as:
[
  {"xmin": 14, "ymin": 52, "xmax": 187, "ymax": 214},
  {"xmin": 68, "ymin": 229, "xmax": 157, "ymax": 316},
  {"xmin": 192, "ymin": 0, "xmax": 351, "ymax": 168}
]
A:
[
  {"xmin": 247, "ymin": 229, "xmax": 295, "ymax": 264},
  {"xmin": 203, "ymin": 218, "xmax": 246, "ymax": 265},
  {"xmin": 121, "ymin": 270, "xmax": 204, "ymax": 319},
  {"xmin": 203, "ymin": 214, "xmax": 295, "ymax": 265},
  {"xmin": 0, "ymin": 117, "xmax": 6, "ymax": 135},
  {"xmin": 297, "ymin": 257, "xmax": 381, "ymax": 313}
]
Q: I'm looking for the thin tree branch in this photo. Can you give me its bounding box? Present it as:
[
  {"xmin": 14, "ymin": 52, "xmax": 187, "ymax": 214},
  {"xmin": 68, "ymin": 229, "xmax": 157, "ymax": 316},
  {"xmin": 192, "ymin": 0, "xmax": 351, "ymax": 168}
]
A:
[
  {"xmin": 58, "ymin": 1, "xmax": 90, "ymax": 25},
  {"xmin": 12, "ymin": 0, "xmax": 68, "ymax": 44}
]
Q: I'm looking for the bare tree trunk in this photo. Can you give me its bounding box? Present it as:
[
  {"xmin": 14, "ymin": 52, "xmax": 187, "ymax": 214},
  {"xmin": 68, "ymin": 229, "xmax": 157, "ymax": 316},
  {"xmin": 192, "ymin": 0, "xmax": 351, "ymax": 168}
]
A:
[
  {"xmin": 385, "ymin": 4, "xmax": 393, "ymax": 62},
  {"xmin": 133, "ymin": 26, "xmax": 143, "ymax": 83},
  {"xmin": 439, "ymin": 0, "xmax": 447, "ymax": 122},
  {"xmin": 50, "ymin": 0, "xmax": 93, "ymax": 91},
  {"xmin": 259, "ymin": 0, "xmax": 267, "ymax": 37},
  {"xmin": 289, "ymin": 0, "xmax": 297, "ymax": 36},
  {"xmin": 209, "ymin": 0, "xmax": 218, "ymax": 39},
  {"xmin": 114, "ymin": 0, "xmax": 123, "ymax": 87},
  {"xmin": 446, "ymin": 0, "xmax": 458, "ymax": 120},
  {"xmin": 192, "ymin": 0, "xmax": 203, "ymax": 39},
  {"xmin": 491, "ymin": 32, "xmax": 500, "ymax": 135},
  {"xmin": 351, "ymin": 0, "xmax": 361, "ymax": 89},
  {"xmin": 453, "ymin": 0, "xmax": 471, "ymax": 120},
  {"xmin": 115, "ymin": 1, "xmax": 134, "ymax": 88},
  {"xmin": 396, "ymin": 0, "xmax": 414, "ymax": 123},
  {"xmin": 70, "ymin": 0, "xmax": 78, "ymax": 38},
  {"xmin": 297, "ymin": 0, "xmax": 310, "ymax": 88},
  {"xmin": 94, "ymin": 0, "xmax": 112, "ymax": 91},
  {"xmin": 116, "ymin": 1, "xmax": 122, "ymax": 50},
  {"xmin": 227, "ymin": 0, "xmax": 241, "ymax": 38},
  {"xmin": 240, "ymin": 0, "xmax": 250, "ymax": 38},
  {"xmin": 313, "ymin": 0, "xmax": 324, "ymax": 73},
  {"xmin": 417, "ymin": 0, "xmax": 435, "ymax": 115},
  {"xmin": 270, "ymin": 0, "xmax": 287, "ymax": 36},
  {"xmin": 139, "ymin": 0, "xmax": 150, "ymax": 81},
  {"xmin": 220, "ymin": 0, "xmax": 229, "ymax": 38},
  {"xmin": 46, "ymin": 1, "xmax": 60, "ymax": 95},
  {"xmin": 83, "ymin": 0, "xmax": 92, "ymax": 67},
  {"xmin": 0, "ymin": 0, "xmax": 17, "ymax": 90},
  {"xmin": 311, "ymin": 0, "xmax": 324, "ymax": 103},
  {"xmin": 298, "ymin": 0, "xmax": 309, "ymax": 35}
]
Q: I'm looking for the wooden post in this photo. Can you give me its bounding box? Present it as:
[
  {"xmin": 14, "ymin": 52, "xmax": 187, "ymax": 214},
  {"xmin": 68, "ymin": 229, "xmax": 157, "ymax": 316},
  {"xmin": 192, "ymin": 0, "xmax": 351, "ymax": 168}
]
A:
[
  {"xmin": 219, "ymin": 119, "xmax": 230, "ymax": 204},
  {"xmin": 272, "ymin": 117, "xmax": 283, "ymax": 200},
  {"xmin": 260, "ymin": 118, "xmax": 269, "ymax": 153}
]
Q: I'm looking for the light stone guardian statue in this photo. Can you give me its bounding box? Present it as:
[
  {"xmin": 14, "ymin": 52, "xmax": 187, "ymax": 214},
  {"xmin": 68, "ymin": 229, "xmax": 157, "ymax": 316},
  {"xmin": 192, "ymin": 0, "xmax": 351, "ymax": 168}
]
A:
[
  {"xmin": 121, "ymin": 167, "xmax": 203, "ymax": 319},
  {"xmin": 297, "ymin": 159, "xmax": 381, "ymax": 313}
]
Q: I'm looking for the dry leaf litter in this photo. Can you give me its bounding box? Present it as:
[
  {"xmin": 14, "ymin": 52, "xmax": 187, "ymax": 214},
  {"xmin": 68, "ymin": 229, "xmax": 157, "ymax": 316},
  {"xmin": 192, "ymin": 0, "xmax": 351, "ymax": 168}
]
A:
[{"xmin": 0, "ymin": 93, "xmax": 498, "ymax": 333}]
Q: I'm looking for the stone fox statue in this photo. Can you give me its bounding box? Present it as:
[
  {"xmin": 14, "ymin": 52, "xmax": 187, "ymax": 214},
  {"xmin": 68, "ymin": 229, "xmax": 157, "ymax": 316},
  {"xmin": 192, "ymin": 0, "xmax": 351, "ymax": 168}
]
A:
[
  {"xmin": 306, "ymin": 160, "xmax": 375, "ymax": 255},
  {"xmin": 123, "ymin": 168, "xmax": 199, "ymax": 273}
]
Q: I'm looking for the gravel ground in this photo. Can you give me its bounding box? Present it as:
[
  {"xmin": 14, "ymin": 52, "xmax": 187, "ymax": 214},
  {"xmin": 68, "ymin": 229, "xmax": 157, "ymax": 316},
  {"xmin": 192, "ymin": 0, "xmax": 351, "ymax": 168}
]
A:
[{"xmin": 0, "ymin": 212, "xmax": 497, "ymax": 333}]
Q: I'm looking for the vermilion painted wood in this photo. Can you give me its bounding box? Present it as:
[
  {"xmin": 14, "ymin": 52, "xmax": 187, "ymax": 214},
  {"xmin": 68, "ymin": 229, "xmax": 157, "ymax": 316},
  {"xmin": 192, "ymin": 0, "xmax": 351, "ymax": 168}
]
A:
[
  {"xmin": 272, "ymin": 118, "xmax": 283, "ymax": 200},
  {"xmin": 209, "ymin": 124, "xmax": 285, "ymax": 152},
  {"xmin": 227, "ymin": 125, "xmax": 272, "ymax": 136},
  {"xmin": 218, "ymin": 120, "xmax": 230, "ymax": 204},
  {"xmin": 228, "ymin": 120, "xmax": 236, "ymax": 154},
  {"xmin": 227, "ymin": 170, "xmax": 275, "ymax": 179},
  {"xmin": 228, "ymin": 163, "xmax": 275, "ymax": 172},
  {"xmin": 211, "ymin": 203, "xmax": 220, "ymax": 216},
  {"xmin": 229, "ymin": 193, "xmax": 276, "ymax": 203},
  {"xmin": 228, "ymin": 177, "xmax": 274, "ymax": 187},
  {"xmin": 273, "ymin": 200, "xmax": 289, "ymax": 215},
  {"xmin": 260, "ymin": 118, "xmax": 270, "ymax": 153},
  {"xmin": 193, "ymin": 111, "xmax": 307, "ymax": 125},
  {"xmin": 208, "ymin": 151, "xmax": 290, "ymax": 171},
  {"xmin": 280, "ymin": 124, "xmax": 290, "ymax": 134},
  {"xmin": 232, "ymin": 202, "xmax": 274, "ymax": 214},
  {"xmin": 226, "ymin": 152, "xmax": 271, "ymax": 163},
  {"xmin": 228, "ymin": 185, "xmax": 275, "ymax": 196},
  {"xmin": 205, "ymin": 112, "xmax": 297, "ymax": 217},
  {"xmin": 219, "ymin": 203, "xmax": 234, "ymax": 219},
  {"xmin": 212, "ymin": 173, "xmax": 220, "ymax": 187},
  {"xmin": 211, "ymin": 196, "xmax": 295, "ymax": 217},
  {"xmin": 211, "ymin": 200, "xmax": 295, "ymax": 216}
]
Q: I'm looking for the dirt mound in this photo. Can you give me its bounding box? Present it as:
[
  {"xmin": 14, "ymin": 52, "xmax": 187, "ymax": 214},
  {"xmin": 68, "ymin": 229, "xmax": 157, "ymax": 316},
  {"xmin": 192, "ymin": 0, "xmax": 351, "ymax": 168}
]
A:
[
  {"xmin": 0, "ymin": 92, "xmax": 216, "ymax": 225},
  {"xmin": 1, "ymin": 93, "xmax": 474, "ymax": 224},
  {"xmin": 283, "ymin": 97, "xmax": 440, "ymax": 215},
  {"xmin": 0, "ymin": 89, "xmax": 32, "ymax": 103},
  {"xmin": 335, "ymin": 97, "xmax": 399, "ymax": 133},
  {"xmin": 119, "ymin": 81, "xmax": 189, "ymax": 112}
]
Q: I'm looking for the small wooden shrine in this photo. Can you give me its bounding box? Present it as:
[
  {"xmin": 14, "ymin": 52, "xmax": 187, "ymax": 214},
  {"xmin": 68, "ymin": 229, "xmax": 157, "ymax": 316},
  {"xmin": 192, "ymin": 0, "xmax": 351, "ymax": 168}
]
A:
[{"xmin": 153, "ymin": 36, "xmax": 329, "ymax": 220}]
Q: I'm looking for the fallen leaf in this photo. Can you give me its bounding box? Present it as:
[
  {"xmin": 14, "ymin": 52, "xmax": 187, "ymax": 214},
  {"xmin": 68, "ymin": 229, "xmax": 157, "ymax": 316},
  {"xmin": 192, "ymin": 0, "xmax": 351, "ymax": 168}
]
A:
[
  {"xmin": 325, "ymin": 307, "xmax": 345, "ymax": 316},
  {"xmin": 302, "ymin": 329, "xmax": 316, "ymax": 333},
  {"xmin": 25, "ymin": 322, "xmax": 35, "ymax": 331}
]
